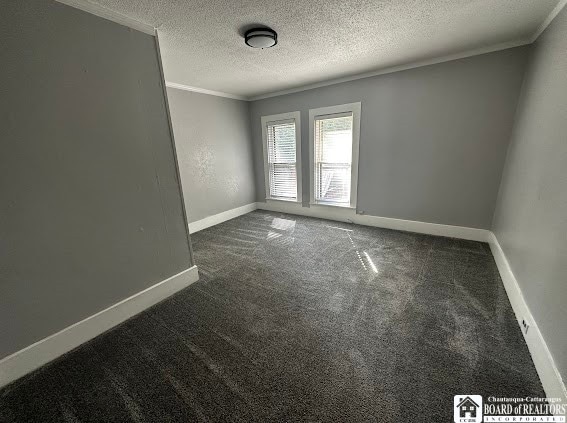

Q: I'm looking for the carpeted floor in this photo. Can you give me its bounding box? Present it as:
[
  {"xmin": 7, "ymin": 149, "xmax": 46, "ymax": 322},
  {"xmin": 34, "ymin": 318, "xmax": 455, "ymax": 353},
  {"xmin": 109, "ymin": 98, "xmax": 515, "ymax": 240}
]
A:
[{"xmin": 0, "ymin": 210, "xmax": 544, "ymax": 422}]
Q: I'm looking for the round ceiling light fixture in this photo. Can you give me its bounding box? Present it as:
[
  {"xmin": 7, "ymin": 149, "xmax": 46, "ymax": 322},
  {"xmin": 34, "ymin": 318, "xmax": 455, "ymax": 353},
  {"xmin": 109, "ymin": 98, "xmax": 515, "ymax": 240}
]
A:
[{"xmin": 245, "ymin": 27, "xmax": 277, "ymax": 49}]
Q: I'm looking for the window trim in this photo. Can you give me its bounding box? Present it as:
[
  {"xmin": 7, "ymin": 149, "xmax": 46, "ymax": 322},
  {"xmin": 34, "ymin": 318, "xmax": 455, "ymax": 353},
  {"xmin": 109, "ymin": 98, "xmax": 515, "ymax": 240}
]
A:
[
  {"xmin": 309, "ymin": 102, "xmax": 361, "ymax": 209},
  {"xmin": 261, "ymin": 111, "xmax": 302, "ymax": 203}
]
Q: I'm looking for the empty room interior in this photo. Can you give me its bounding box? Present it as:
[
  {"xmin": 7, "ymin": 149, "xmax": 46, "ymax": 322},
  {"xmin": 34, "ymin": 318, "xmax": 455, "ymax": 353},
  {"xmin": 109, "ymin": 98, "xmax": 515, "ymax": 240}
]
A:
[{"xmin": 2, "ymin": 0, "xmax": 567, "ymax": 421}]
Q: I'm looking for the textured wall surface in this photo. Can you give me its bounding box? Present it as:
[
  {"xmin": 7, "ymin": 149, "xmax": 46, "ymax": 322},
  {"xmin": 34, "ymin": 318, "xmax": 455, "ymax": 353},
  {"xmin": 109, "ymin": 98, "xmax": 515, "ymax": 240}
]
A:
[
  {"xmin": 492, "ymin": 7, "xmax": 567, "ymax": 382},
  {"xmin": 167, "ymin": 88, "xmax": 256, "ymax": 223},
  {"xmin": 0, "ymin": 1, "xmax": 192, "ymax": 359},
  {"xmin": 250, "ymin": 47, "xmax": 529, "ymax": 229}
]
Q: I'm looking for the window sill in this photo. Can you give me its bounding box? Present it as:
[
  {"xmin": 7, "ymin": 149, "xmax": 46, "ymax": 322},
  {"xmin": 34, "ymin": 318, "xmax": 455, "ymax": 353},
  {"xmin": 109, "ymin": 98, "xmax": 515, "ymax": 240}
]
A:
[
  {"xmin": 266, "ymin": 197, "xmax": 301, "ymax": 204},
  {"xmin": 310, "ymin": 201, "xmax": 355, "ymax": 210}
]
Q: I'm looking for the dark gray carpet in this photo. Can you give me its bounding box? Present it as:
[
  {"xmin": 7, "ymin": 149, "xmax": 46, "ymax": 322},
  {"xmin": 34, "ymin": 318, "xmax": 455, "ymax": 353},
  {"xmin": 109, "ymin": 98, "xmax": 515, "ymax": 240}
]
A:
[{"xmin": 0, "ymin": 210, "xmax": 544, "ymax": 422}]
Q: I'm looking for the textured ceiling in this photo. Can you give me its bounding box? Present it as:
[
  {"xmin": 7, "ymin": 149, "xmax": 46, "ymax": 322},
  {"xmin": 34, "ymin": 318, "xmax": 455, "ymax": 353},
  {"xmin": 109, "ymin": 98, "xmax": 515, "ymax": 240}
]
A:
[{"xmin": 89, "ymin": 0, "xmax": 559, "ymax": 98}]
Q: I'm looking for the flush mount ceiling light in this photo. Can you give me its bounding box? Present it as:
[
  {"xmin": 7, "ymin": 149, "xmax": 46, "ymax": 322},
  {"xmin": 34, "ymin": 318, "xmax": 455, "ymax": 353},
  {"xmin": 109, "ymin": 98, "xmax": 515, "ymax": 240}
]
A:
[{"xmin": 244, "ymin": 27, "xmax": 277, "ymax": 49}]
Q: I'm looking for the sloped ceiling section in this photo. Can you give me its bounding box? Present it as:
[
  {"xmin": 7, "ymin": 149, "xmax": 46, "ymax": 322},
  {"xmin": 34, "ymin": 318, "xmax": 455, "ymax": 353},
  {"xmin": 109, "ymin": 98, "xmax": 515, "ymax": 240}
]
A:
[{"xmin": 76, "ymin": 0, "xmax": 559, "ymax": 97}]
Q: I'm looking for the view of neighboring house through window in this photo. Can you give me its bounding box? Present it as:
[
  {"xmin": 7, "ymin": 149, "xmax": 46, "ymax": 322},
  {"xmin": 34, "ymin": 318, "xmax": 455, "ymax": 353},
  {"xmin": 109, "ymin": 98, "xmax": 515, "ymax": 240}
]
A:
[
  {"xmin": 314, "ymin": 113, "xmax": 353, "ymax": 204},
  {"xmin": 309, "ymin": 102, "xmax": 361, "ymax": 208},
  {"xmin": 261, "ymin": 111, "xmax": 302, "ymax": 202}
]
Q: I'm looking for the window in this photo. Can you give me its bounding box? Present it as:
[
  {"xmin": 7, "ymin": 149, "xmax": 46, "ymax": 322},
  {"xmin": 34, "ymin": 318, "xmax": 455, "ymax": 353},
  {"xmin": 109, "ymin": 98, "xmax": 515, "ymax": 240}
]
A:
[
  {"xmin": 309, "ymin": 103, "xmax": 361, "ymax": 208},
  {"xmin": 261, "ymin": 112, "xmax": 302, "ymax": 202}
]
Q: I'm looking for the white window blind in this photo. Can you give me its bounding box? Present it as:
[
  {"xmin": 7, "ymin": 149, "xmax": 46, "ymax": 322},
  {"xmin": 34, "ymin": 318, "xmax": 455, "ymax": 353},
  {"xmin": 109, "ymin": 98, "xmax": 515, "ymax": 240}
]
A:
[
  {"xmin": 267, "ymin": 120, "xmax": 297, "ymax": 200},
  {"xmin": 314, "ymin": 113, "xmax": 353, "ymax": 204}
]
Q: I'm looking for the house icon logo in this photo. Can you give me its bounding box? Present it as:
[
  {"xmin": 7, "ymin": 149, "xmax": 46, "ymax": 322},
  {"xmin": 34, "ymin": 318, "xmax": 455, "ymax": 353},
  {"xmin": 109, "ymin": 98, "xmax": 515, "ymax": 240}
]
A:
[{"xmin": 454, "ymin": 395, "xmax": 483, "ymax": 423}]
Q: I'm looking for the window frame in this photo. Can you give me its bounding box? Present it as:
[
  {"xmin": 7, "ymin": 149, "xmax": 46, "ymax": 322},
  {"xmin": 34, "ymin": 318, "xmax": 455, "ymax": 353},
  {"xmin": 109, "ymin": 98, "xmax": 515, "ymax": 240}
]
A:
[
  {"xmin": 261, "ymin": 111, "xmax": 302, "ymax": 203},
  {"xmin": 309, "ymin": 102, "xmax": 361, "ymax": 209}
]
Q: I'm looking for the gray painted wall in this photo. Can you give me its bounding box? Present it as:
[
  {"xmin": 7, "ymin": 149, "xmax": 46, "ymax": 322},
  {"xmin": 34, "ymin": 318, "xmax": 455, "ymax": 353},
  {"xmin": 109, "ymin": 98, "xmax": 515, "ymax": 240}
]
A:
[
  {"xmin": 492, "ymin": 8, "xmax": 567, "ymax": 382},
  {"xmin": 0, "ymin": 1, "xmax": 192, "ymax": 359},
  {"xmin": 250, "ymin": 47, "xmax": 530, "ymax": 229},
  {"xmin": 167, "ymin": 88, "xmax": 256, "ymax": 223}
]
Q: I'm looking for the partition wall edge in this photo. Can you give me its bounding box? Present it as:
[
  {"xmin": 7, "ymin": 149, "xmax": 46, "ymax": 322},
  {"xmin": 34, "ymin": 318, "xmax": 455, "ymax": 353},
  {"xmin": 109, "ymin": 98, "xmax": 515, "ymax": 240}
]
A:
[{"xmin": 0, "ymin": 0, "xmax": 198, "ymax": 388}]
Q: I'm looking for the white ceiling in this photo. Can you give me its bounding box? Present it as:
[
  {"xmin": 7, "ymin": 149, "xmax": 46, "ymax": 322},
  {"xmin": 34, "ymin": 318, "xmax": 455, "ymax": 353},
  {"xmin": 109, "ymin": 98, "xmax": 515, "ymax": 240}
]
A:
[{"xmin": 86, "ymin": 0, "xmax": 559, "ymax": 98}]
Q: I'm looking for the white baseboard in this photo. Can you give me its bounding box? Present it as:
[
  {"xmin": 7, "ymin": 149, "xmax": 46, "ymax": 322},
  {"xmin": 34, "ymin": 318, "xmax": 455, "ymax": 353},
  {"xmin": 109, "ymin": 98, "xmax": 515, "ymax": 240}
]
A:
[
  {"xmin": 256, "ymin": 201, "xmax": 491, "ymax": 242},
  {"xmin": 258, "ymin": 200, "xmax": 564, "ymax": 403},
  {"xmin": 355, "ymin": 213, "xmax": 490, "ymax": 241},
  {"xmin": 189, "ymin": 203, "xmax": 257, "ymax": 233},
  {"xmin": 489, "ymin": 233, "xmax": 566, "ymax": 407},
  {"xmin": 258, "ymin": 200, "xmax": 357, "ymax": 223},
  {"xmin": 260, "ymin": 201, "xmax": 567, "ymax": 403},
  {"xmin": 0, "ymin": 265, "xmax": 199, "ymax": 389},
  {"xmin": 189, "ymin": 200, "xmax": 489, "ymax": 242}
]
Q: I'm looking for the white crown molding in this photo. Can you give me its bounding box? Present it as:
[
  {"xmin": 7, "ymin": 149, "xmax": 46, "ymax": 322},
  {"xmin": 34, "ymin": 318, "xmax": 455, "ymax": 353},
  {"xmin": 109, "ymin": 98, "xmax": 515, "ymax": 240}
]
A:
[
  {"xmin": 55, "ymin": 0, "xmax": 155, "ymax": 35},
  {"xmin": 0, "ymin": 266, "xmax": 199, "ymax": 389},
  {"xmin": 55, "ymin": 0, "xmax": 563, "ymax": 99},
  {"xmin": 167, "ymin": 38, "xmax": 532, "ymax": 102},
  {"xmin": 248, "ymin": 38, "xmax": 531, "ymax": 101},
  {"xmin": 530, "ymin": 0, "xmax": 567, "ymax": 42},
  {"xmin": 165, "ymin": 82, "xmax": 248, "ymax": 101}
]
